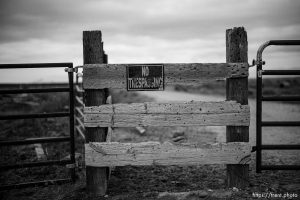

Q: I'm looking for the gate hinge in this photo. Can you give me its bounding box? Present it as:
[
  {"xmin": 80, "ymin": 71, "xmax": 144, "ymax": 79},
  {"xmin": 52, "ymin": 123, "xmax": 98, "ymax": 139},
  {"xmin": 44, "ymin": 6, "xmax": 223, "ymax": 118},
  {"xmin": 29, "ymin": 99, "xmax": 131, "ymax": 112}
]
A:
[
  {"xmin": 64, "ymin": 67, "xmax": 78, "ymax": 73},
  {"xmin": 65, "ymin": 66, "xmax": 83, "ymax": 73},
  {"xmin": 249, "ymin": 59, "xmax": 266, "ymax": 67}
]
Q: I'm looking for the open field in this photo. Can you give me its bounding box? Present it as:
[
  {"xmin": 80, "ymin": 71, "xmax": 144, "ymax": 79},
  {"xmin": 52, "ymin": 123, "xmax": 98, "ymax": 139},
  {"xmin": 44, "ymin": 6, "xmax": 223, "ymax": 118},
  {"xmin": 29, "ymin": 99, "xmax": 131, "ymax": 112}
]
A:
[
  {"xmin": 0, "ymin": 79, "xmax": 299, "ymax": 199},
  {"xmin": 173, "ymin": 77, "xmax": 300, "ymax": 101}
]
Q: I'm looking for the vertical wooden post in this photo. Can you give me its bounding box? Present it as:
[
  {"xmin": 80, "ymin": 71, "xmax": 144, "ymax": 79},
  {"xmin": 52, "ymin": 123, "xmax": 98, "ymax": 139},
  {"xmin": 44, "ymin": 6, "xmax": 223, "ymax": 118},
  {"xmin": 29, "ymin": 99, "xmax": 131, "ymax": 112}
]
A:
[
  {"xmin": 226, "ymin": 27, "xmax": 249, "ymax": 188},
  {"xmin": 83, "ymin": 31, "xmax": 108, "ymax": 195}
]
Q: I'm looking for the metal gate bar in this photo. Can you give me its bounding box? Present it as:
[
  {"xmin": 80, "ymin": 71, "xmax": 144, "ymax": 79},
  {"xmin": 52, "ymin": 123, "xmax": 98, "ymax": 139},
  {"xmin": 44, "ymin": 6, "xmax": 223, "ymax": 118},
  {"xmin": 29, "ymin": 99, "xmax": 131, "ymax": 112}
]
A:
[
  {"xmin": 262, "ymin": 70, "xmax": 300, "ymax": 75},
  {"xmin": 260, "ymin": 145, "xmax": 300, "ymax": 150},
  {"xmin": 256, "ymin": 40, "xmax": 300, "ymax": 173},
  {"xmin": 0, "ymin": 160, "xmax": 73, "ymax": 170},
  {"xmin": 0, "ymin": 179, "xmax": 72, "ymax": 191},
  {"xmin": 0, "ymin": 63, "xmax": 73, "ymax": 69},
  {"xmin": 0, "ymin": 112, "xmax": 70, "ymax": 120},
  {"xmin": 0, "ymin": 136, "xmax": 70, "ymax": 146},
  {"xmin": 262, "ymin": 96, "xmax": 300, "ymax": 101},
  {"xmin": 261, "ymin": 121, "xmax": 300, "ymax": 126},
  {"xmin": 0, "ymin": 87, "xmax": 70, "ymax": 94},
  {"xmin": 0, "ymin": 63, "xmax": 75, "ymax": 190},
  {"xmin": 261, "ymin": 165, "xmax": 300, "ymax": 170}
]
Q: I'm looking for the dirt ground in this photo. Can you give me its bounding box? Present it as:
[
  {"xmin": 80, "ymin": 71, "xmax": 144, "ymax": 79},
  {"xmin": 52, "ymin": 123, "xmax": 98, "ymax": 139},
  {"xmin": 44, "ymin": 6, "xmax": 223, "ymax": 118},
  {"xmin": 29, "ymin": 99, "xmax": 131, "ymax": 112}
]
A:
[{"xmin": 0, "ymin": 87, "xmax": 300, "ymax": 200}]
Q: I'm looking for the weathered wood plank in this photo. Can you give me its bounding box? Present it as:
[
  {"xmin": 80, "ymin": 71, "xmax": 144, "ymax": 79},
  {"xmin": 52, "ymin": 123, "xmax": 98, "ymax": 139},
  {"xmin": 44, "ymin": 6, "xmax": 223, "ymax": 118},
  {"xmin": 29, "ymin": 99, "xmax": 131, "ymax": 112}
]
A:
[
  {"xmin": 84, "ymin": 101, "xmax": 249, "ymax": 114},
  {"xmin": 83, "ymin": 63, "xmax": 249, "ymax": 89},
  {"xmin": 85, "ymin": 142, "xmax": 251, "ymax": 167},
  {"xmin": 84, "ymin": 101, "xmax": 250, "ymax": 127},
  {"xmin": 84, "ymin": 112, "xmax": 249, "ymax": 127}
]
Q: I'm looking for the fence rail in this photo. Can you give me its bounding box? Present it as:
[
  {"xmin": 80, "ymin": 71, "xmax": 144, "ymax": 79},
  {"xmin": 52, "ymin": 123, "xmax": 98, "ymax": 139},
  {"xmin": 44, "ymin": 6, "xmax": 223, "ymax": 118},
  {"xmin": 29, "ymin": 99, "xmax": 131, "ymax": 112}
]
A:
[
  {"xmin": 83, "ymin": 63, "xmax": 248, "ymax": 89},
  {"xmin": 86, "ymin": 142, "xmax": 251, "ymax": 167},
  {"xmin": 84, "ymin": 101, "xmax": 250, "ymax": 127}
]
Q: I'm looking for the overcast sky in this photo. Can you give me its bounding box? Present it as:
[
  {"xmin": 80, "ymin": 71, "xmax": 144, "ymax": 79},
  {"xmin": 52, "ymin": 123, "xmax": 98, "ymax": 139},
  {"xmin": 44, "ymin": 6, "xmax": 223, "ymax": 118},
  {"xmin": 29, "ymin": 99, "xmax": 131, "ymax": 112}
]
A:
[{"xmin": 0, "ymin": 0, "xmax": 300, "ymax": 82}]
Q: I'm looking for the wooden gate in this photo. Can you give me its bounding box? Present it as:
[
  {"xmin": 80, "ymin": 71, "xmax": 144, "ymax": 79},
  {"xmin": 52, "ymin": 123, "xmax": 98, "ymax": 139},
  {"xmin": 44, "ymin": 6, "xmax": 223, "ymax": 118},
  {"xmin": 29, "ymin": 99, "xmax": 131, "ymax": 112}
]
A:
[{"xmin": 83, "ymin": 27, "xmax": 251, "ymax": 195}]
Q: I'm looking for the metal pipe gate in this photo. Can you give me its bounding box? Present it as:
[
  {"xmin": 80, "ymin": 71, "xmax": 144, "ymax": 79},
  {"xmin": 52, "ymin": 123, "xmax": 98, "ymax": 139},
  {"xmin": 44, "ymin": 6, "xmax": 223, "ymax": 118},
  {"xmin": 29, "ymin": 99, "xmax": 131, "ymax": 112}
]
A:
[
  {"xmin": 0, "ymin": 63, "xmax": 76, "ymax": 190},
  {"xmin": 256, "ymin": 40, "xmax": 300, "ymax": 172}
]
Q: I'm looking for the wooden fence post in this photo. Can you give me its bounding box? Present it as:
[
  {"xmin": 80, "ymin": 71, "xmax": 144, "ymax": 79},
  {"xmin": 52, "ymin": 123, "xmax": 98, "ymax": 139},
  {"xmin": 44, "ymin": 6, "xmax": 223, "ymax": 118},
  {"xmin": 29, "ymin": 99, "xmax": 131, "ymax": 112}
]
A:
[
  {"xmin": 83, "ymin": 30, "xmax": 108, "ymax": 195},
  {"xmin": 226, "ymin": 27, "xmax": 249, "ymax": 188}
]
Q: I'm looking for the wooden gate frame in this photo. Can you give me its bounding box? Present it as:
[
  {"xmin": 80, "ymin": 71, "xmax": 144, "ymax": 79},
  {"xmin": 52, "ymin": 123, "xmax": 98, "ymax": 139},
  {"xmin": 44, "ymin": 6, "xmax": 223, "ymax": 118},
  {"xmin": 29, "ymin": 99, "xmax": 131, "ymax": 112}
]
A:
[{"xmin": 83, "ymin": 27, "xmax": 250, "ymax": 195}]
